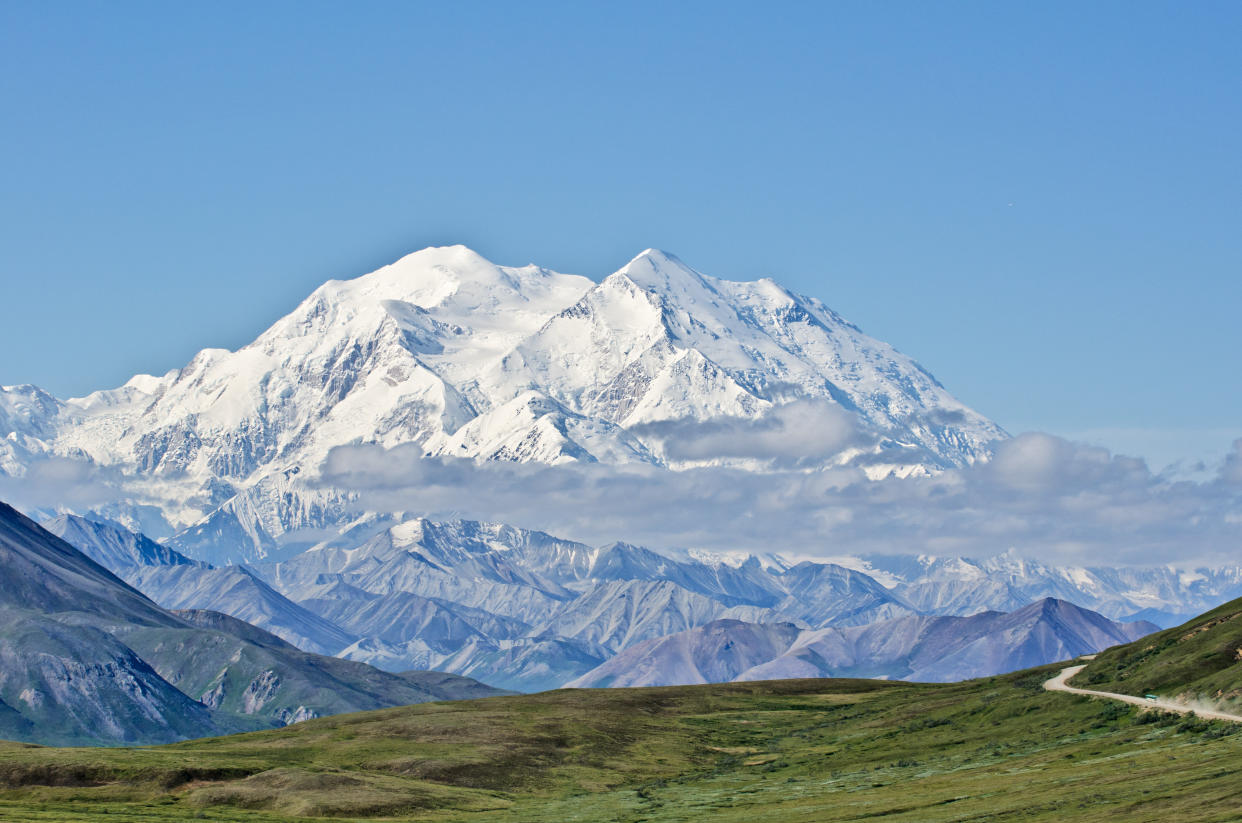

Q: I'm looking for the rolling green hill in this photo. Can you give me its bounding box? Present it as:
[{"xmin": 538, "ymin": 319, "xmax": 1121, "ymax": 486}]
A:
[
  {"xmin": 0, "ymin": 660, "xmax": 1239, "ymax": 822},
  {"xmin": 1077, "ymin": 595, "xmax": 1242, "ymax": 707}
]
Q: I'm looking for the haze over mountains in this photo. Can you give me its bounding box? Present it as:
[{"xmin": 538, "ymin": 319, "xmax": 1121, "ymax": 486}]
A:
[{"xmin": 0, "ymin": 246, "xmax": 1234, "ymax": 715}]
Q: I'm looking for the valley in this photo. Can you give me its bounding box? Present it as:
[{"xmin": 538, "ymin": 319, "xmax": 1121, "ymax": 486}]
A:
[
  {"xmin": 4, "ymin": 586, "xmax": 1242, "ymax": 821},
  {"xmin": 0, "ymin": 658, "xmax": 1239, "ymax": 822}
]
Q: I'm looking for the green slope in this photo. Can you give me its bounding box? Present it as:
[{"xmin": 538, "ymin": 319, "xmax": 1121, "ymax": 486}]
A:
[
  {"xmin": 1078, "ymin": 594, "xmax": 1242, "ymax": 707},
  {"xmin": 0, "ymin": 666, "xmax": 1239, "ymax": 822}
]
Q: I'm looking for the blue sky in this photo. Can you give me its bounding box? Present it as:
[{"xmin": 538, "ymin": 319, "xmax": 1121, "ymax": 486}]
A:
[{"xmin": 1, "ymin": 1, "xmax": 1238, "ymax": 470}]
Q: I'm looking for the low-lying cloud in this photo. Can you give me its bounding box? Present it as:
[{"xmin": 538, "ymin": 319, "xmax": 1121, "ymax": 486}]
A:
[
  {"xmin": 318, "ymin": 432, "xmax": 1242, "ymax": 568},
  {"xmin": 6, "ymin": 418, "xmax": 1239, "ymax": 568},
  {"xmin": 0, "ymin": 456, "xmax": 128, "ymax": 511},
  {"xmin": 631, "ymin": 400, "xmax": 866, "ymax": 467}
]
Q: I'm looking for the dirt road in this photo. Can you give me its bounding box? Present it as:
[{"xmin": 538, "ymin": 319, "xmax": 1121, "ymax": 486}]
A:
[{"xmin": 1043, "ymin": 664, "xmax": 1242, "ymax": 723}]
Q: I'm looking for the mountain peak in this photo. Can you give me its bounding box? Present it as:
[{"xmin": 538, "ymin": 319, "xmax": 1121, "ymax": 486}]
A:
[
  {"xmin": 629, "ymin": 248, "xmax": 680, "ymax": 265},
  {"xmin": 614, "ymin": 249, "xmax": 706, "ymax": 293},
  {"xmin": 348, "ymin": 245, "xmax": 509, "ymax": 304},
  {"xmin": 7, "ymin": 245, "xmax": 1007, "ymax": 561},
  {"xmin": 391, "ymin": 243, "xmax": 495, "ymax": 272}
]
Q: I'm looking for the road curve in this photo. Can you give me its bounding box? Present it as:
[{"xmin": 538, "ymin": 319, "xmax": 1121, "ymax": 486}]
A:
[{"xmin": 1044, "ymin": 664, "xmax": 1242, "ymax": 723}]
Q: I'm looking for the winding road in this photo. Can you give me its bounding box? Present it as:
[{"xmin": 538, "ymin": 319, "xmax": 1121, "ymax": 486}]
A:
[{"xmin": 1044, "ymin": 664, "xmax": 1242, "ymax": 723}]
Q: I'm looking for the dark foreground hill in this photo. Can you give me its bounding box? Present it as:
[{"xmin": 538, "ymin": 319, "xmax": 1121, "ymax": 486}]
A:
[
  {"xmin": 0, "ymin": 502, "xmax": 507, "ymax": 746},
  {"xmin": 1, "ymin": 602, "xmax": 1241, "ymax": 822}
]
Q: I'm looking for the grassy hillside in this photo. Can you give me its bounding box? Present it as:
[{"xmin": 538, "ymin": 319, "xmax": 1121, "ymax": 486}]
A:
[
  {"xmin": 1078, "ymin": 595, "xmax": 1242, "ymax": 707},
  {"xmin": 0, "ymin": 665, "xmax": 1239, "ymax": 822}
]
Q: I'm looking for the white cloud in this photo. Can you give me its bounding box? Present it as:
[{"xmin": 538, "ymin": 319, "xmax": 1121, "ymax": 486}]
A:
[
  {"xmin": 631, "ymin": 400, "xmax": 869, "ymax": 467},
  {"xmin": 316, "ymin": 430, "xmax": 1242, "ymax": 568},
  {"xmin": 0, "ymin": 456, "xmax": 126, "ymax": 511},
  {"xmin": 8, "ymin": 425, "xmax": 1239, "ymax": 569}
]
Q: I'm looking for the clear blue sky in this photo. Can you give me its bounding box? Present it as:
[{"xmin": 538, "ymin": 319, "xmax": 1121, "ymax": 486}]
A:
[{"xmin": 1, "ymin": 1, "xmax": 1238, "ymax": 469}]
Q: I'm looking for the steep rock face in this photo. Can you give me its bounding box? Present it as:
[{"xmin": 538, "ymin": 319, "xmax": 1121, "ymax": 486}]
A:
[
  {"xmin": 0, "ymin": 502, "xmax": 179, "ymax": 627},
  {"xmin": 567, "ymin": 620, "xmax": 805, "ymax": 688},
  {"xmin": 45, "ymin": 513, "xmax": 354, "ymax": 655},
  {"xmin": 532, "ymin": 579, "xmax": 794, "ymax": 654},
  {"xmin": 41, "ymin": 512, "xmax": 909, "ymax": 690},
  {"xmin": 120, "ymin": 610, "xmax": 498, "ymax": 723},
  {"xmin": 0, "ymin": 385, "xmax": 69, "ymax": 476},
  {"xmin": 432, "ymin": 635, "xmax": 609, "ymax": 694},
  {"xmin": 3, "ymin": 246, "xmax": 1005, "ymax": 563},
  {"xmin": 587, "ymin": 543, "xmax": 788, "ymax": 607},
  {"xmin": 301, "ymin": 584, "xmax": 532, "ymax": 644},
  {"xmin": 249, "ymin": 515, "xmax": 919, "ymax": 674},
  {"xmin": 763, "ymin": 598, "xmax": 1157, "ymax": 683},
  {"xmin": 773, "ymin": 562, "xmax": 915, "ymax": 627},
  {"xmin": 121, "ymin": 565, "xmax": 357, "ymax": 656},
  {"xmin": 0, "ymin": 503, "xmax": 217, "ymax": 745},
  {"xmin": 262, "ymin": 518, "xmax": 576, "ymax": 626}
]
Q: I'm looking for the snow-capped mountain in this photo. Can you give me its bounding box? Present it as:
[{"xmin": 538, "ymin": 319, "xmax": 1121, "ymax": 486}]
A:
[
  {"xmin": 11, "ymin": 243, "xmax": 1232, "ymax": 697},
  {"xmin": 853, "ymin": 551, "xmax": 1242, "ymax": 627},
  {"xmin": 2, "ymin": 245, "xmax": 1006, "ymax": 563}
]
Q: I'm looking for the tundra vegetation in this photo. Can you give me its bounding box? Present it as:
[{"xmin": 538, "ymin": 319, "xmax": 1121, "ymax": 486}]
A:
[{"xmin": 0, "ymin": 661, "xmax": 1238, "ymax": 822}]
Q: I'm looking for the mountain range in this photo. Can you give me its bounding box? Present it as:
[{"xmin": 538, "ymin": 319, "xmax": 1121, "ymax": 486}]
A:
[
  {"xmin": 1, "ymin": 245, "xmax": 1232, "ymax": 715},
  {"xmin": 851, "ymin": 551, "xmax": 1242, "ymax": 627},
  {"xmin": 568, "ymin": 599, "xmax": 1154, "ymax": 687},
  {"xmin": 46, "ymin": 510, "xmax": 1175, "ymax": 694},
  {"xmin": 0, "ymin": 502, "xmax": 505, "ymax": 746}
]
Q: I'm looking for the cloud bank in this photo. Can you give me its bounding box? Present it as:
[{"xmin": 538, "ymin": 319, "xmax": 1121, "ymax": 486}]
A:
[
  {"xmin": 5, "ymin": 404, "xmax": 1238, "ymax": 568},
  {"xmin": 317, "ymin": 431, "xmax": 1242, "ymax": 567}
]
